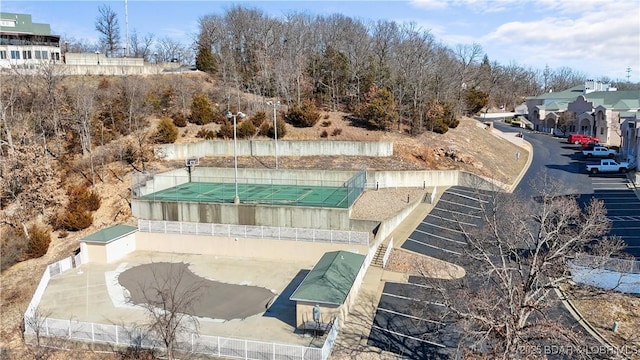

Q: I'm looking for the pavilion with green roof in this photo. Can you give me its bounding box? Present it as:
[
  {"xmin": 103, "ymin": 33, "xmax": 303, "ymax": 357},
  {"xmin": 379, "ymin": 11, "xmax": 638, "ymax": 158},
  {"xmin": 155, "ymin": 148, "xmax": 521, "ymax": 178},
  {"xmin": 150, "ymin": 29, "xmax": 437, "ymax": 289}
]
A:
[
  {"xmin": 80, "ymin": 224, "xmax": 137, "ymax": 263},
  {"xmin": 290, "ymin": 250, "xmax": 365, "ymax": 330}
]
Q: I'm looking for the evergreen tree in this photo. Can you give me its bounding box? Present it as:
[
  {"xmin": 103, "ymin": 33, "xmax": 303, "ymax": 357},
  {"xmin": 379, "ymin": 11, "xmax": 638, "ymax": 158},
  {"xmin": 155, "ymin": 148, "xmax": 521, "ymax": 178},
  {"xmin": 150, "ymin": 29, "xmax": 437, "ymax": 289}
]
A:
[
  {"xmin": 190, "ymin": 94, "xmax": 214, "ymax": 125},
  {"xmin": 359, "ymin": 85, "xmax": 396, "ymax": 130},
  {"xmin": 195, "ymin": 46, "xmax": 217, "ymax": 74}
]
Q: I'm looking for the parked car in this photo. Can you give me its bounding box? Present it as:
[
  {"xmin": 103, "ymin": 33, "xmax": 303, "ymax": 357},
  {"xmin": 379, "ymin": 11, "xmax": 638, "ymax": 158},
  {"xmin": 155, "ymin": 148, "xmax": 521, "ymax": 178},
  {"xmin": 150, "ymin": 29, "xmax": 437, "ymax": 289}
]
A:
[
  {"xmin": 582, "ymin": 146, "xmax": 618, "ymax": 158},
  {"xmin": 581, "ymin": 142, "xmax": 599, "ymax": 150},
  {"xmin": 585, "ymin": 159, "xmax": 630, "ymax": 174},
  {"xmin": 567, "ymin": 134, "xmax": 599, "ymax": 145}
]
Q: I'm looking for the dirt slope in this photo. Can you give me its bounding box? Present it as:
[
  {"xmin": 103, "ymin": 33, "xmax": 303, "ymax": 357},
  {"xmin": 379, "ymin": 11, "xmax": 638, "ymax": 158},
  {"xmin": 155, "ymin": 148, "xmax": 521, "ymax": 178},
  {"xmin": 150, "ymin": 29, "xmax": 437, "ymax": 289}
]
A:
[{"xmin": 0, "ymin": 113, "xmax": 527, "ymax": 358}]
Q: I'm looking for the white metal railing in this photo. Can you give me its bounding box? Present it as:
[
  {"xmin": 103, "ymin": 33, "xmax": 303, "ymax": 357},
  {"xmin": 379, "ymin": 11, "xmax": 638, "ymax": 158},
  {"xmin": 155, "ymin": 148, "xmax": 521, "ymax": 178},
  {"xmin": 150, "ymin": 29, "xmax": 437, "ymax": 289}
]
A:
[
  {"xmin": 382, "ymin": 238, "xmax": 394, "ymax": 268},
  {"xmin": 571, "ymin": 254, "xmax": 640, "ymax": 274},
  {"xmin": 138, "ymin": 219, "xmax": 370, "ymax": 245},
  {"xmin": 24, "ymin": 253, "xmax": 341, "ymax": 360},
  {"xmin": 26, "ymin": 318, "xmax": 330, "ymax": 360},
  {"xmin": 24, "ymin": 255, "xmax": 77, "ymax": 327},
  {"xmin": 569, "ymin": 254, "xmax": 640, "ymax": 294}
]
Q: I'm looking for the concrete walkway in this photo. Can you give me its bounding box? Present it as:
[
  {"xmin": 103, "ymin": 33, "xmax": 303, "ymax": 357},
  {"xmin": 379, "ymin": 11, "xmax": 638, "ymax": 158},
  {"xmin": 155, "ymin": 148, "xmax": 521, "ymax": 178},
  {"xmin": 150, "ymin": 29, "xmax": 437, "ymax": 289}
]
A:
[{"xmin": 332, "ymin": 188, "xmax": 449, "ymax": 359}]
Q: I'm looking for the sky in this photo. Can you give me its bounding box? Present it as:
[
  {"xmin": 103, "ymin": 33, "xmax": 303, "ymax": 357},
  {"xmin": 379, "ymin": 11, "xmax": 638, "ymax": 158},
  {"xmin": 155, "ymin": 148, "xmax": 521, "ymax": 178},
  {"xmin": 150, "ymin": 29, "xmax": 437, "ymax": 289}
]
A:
[{"xmin": 1, "ymin": 0, "xmax": 639, "ymax": 82}]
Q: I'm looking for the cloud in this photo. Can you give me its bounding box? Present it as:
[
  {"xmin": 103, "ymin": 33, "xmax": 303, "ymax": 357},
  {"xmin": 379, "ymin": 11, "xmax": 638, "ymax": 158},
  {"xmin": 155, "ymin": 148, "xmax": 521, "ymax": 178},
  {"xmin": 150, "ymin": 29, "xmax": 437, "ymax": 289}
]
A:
[
  {"xmin": 480, "ymin": 1, "xmax": 639, "ymax": 79},
  {"xmin": 410, "ymin": 0, "xmax": 450, "ymax": 10}
]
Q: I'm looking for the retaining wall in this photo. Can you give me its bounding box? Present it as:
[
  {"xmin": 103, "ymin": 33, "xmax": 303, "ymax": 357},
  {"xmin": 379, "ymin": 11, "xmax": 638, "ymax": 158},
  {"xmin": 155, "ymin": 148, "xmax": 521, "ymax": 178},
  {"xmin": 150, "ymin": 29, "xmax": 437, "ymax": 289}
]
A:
[
  {"xmin": 131, "ymin": 201, "xmax": 353, "ymax": 230},
  {"xmin": 154, "ymin": 140, "xmax": 393, "ymax": 160},
  {"xmin": 367, "ymin": 170, "xmax": 502, "ymax": 191},
  {"xmin": 132, "ymin": 168, "xmax": 502, "ymax": 229},
  {"xmin": 135, "ymin": 168, "xmax": 359, "ymax": 196},
  {"xmin": 134, "ymin": 232, "xmax": 368, "ymax": 263}
]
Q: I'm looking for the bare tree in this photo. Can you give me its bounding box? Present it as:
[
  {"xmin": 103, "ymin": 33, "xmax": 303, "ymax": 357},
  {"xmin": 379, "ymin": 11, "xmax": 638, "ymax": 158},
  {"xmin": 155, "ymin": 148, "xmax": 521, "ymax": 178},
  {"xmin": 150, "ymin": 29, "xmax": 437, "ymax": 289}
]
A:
[
  {"xmin": 153, "ymin": 37, "xmax": 186, "ymax": 63},
  {"xmin": 22, "ymin": 307, "xmax": 72, "ymax": 360},
  {"xmin": 122, "ymin": 262, "xmax": 203, "ymax": 359},
  {"xmin": 67, "ymin": 80, "xmax": 97, "ymax": 183},
  {"xmin": 129, "ymin": 29, "xmax": 155, "ymax": 60},
  {"xmin": 412, "ymin": 174, "xmax": 625, "ymax": 359},
  {"xmin": 95, "ymin": 4, "xmax": 121, "ymax": 57},
  {"xmin": 0, "ymin": 143, "xmax": 60, "ymax": 232},
  {"xmin": 546, "ymin": 66, "xmax": 587, "ymax": 93},
  {"xmin": 0, "ymin": 73, "xmax": 20, "ymax": 152}
]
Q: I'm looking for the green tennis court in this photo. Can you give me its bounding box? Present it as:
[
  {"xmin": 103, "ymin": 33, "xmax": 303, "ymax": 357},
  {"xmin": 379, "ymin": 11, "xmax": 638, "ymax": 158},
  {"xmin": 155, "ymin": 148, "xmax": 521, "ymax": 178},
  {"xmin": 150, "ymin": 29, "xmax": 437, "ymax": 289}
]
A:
[{"xmin": 140, "ymin": 182, "xmax": 356, "ymax": 208}]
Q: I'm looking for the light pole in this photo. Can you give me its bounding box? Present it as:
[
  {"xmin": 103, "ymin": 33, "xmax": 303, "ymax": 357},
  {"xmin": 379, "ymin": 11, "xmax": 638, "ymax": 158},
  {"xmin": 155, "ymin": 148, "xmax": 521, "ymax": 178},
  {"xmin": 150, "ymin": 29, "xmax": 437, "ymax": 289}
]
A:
[
  {"xmin": 226, "ymin": 111, "xmax": 246, "ymax": 204},
  {"xmin": 95, "ymin": 50, "xmax": 100, "ymax": 65},
  {"xmin": 266, "ymin": 100, "xmax": 281, "ymax": 169}
]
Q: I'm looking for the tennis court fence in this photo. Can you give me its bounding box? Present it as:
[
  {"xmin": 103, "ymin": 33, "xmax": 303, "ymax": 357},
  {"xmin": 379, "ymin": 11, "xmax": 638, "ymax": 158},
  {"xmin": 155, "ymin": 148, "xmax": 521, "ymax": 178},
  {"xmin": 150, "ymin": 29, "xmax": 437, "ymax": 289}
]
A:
[
  {"xmin": 138, "ymin": 220, "xmax": 370, "ymax": 245},
  {"xmin": 131, "ymin": 168, "xmax": 367, "ymax": 209}
]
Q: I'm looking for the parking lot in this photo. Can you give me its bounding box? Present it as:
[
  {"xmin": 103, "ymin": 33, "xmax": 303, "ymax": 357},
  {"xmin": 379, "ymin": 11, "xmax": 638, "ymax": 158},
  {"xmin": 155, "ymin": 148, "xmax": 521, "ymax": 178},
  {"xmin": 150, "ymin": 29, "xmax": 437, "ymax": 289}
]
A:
[
  {"xmin": 367, "ymin": 176, "xmax": 640, "ymax": 358},
  {"xmin": 367, "ymin": 186, "xmax": 491, "ymax": 359},
  {"xmin": 586, "ymin": 172, "xmax": 640, "ymax": 258}
]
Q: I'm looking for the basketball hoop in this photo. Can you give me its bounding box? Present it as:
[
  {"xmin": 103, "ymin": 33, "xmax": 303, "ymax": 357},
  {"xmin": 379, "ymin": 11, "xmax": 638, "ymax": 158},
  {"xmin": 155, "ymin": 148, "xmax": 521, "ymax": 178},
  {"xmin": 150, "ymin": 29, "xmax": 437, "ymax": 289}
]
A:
[
  {"xmin": 185, "ymin": 156, "xmax": 199, "ymax": 168},
  {"xmin": 185, "ymin": 157, "xmax": 199, "ymax": 182}
]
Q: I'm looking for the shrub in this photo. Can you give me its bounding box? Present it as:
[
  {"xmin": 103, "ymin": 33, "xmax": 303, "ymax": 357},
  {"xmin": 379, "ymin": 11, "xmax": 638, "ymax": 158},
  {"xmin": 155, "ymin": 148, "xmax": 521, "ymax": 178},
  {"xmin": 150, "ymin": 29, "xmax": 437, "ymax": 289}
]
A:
[
  {"xmin": 211, "ymin": 111, "xmax": 227, "ymax": 124},
  {"xmin": 443, "ymin": 117, "xmax": 460, "ymax": 129},
  {"xmin": 259, "ymin": 122, "xmax": 271, "ymax": 136},
  {"xmin": 321, "ymin": 121, "xmax": 332, "ymax": 127},
  {"xmin": 285, "ymin": 101, "xmax": 320, "ymax": 127},
  {"xmin": 251, "ymin": 111, "xmax": 267, "ymax": 127},
  {"xmin": 190, "ymin": 94, "xmax": 214, "ymax": 125},
  {"xmin": 25, "ymin": 224, "xmax": 51, "ymax": 259},
  {"xmin": 122, "ymin": 144, "xmax": 136, "ymax": 165},
  {"xmin": 196, "ymin": 128, "xmax": 216, "ymax": 140},
  {"xmin": 431, "ymin": 119, "xmax": 449, "ymax": 134},
  {"xmin": 331, "ymin": 128, "xmax": 343, "ymax": 136},
  {"xmin": 54, "ymin": 184, "xmax": 101, "ymax": 232},
  {"xmin": 218, "ymin": 123, "xmax": 234, "ymax": 139},
  {"xmin": 260, "ymin": 118, "xmax": 287, "ymax": 139},
  {"xmin": 237, "ymin": 120, "xmax": 256, "ymax": 139},
  {"xmin": 145, "ymin": 92, "xmax": 162, "ymax": 114},
  {"xmin": 57, "ymin": 209, "xmax": 93, "ymax": 231},
  {"xmin": 67, "ymin": 184, "xmax": 101, "ymax": 212},
  {"xmin": 172, "ymin": 112, "xmax": 187, "ymax": 127},
  {"xmin": 154, "ymin": 117, "xmax": 179, "ymax": 144},
  {"xmin": 320, "ymin": 130, "xmax": 328, "ymax": 138},
  {"xmin": 273, "ymin": 118, "xmax": 287, "ymax": 138}
]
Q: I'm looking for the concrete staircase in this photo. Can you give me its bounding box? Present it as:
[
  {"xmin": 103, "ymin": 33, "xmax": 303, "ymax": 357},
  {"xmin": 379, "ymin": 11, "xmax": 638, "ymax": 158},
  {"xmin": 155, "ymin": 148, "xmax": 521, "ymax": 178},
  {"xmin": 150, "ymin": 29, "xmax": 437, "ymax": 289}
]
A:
[{"xmin": 371, "ymin": 244, "xmax": 387, "ymax": 267}]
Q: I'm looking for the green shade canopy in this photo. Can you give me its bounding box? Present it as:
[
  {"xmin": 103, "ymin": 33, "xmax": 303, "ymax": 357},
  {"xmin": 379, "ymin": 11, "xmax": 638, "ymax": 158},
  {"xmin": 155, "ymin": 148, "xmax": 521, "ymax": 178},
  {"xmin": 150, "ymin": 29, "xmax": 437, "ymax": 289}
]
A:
[
  {"xmin": 82, "ymin": 224, "xmax": 137, "ymax": 244},
  {"xmin": 290, "ymin": 250, "xmax": 365, "ymax": 305}
]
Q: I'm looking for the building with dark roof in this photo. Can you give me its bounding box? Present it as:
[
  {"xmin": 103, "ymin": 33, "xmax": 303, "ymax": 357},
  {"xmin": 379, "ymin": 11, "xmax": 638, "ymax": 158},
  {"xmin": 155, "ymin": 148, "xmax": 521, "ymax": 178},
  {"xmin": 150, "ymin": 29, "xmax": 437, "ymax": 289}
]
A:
[{"xmin": 0, "ymin": 12, "xmax": 62, "ymax": 68}]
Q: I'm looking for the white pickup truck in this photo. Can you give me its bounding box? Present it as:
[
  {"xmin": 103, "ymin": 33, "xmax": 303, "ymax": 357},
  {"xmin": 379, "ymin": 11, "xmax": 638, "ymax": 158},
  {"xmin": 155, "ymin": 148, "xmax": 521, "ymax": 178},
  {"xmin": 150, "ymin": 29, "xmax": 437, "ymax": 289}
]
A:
[
  {"xmin": 585, "ymin": 159, "xmax": 630, "ymax": 174},
  {"xmin": 582, "ymin": 146, "xmax": 617, "ymax": 158}
]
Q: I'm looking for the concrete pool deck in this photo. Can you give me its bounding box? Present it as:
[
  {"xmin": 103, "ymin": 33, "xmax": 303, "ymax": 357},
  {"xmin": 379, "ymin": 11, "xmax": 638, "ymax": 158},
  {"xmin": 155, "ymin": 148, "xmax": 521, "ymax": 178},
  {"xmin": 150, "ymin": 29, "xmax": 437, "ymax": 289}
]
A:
[{"xmin": 37, "ymin": 251, "xmax": 326, "ymax": 347}]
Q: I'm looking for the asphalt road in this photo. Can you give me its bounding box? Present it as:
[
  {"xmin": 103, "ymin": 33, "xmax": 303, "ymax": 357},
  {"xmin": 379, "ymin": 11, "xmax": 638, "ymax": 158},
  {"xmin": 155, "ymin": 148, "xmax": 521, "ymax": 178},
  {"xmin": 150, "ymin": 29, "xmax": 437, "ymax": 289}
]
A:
[
  {"xmin": 498, "ymin": 123, "xmax": 640, "ymax": 258},
  {"xmin": 367, "ymin": 121, "xmax": 640, "ymax": 359}
]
